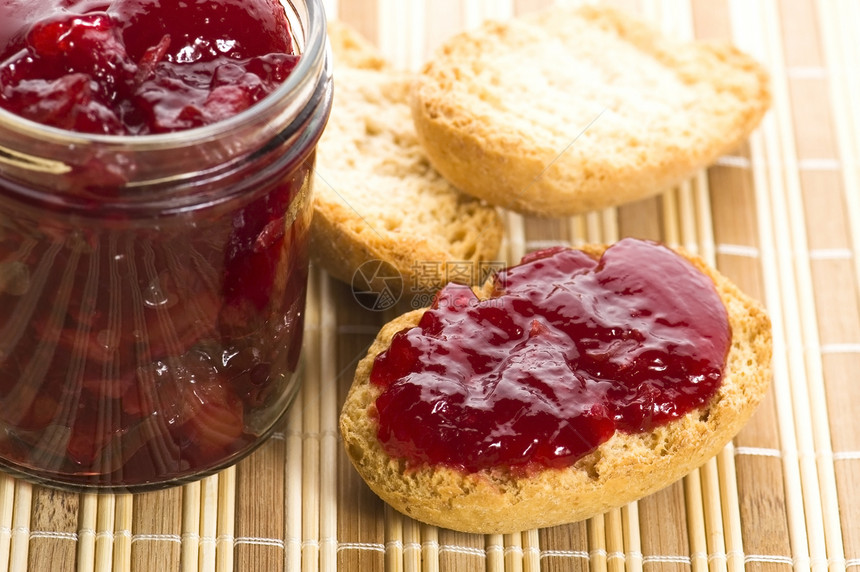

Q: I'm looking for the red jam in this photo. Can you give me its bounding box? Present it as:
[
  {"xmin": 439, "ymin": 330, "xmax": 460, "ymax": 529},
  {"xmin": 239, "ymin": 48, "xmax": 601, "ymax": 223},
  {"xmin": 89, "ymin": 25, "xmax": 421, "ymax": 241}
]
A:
[
  {"xmin": 0, "ymin": 0, "xmax": 325, "ymax": 488},
  {"xmin": 370, "ymin": 239, "xmax": 732, "ymax": 473},
  {"xmin": 0, "ymin": 0, "xmax": 298, "ymax": 134}
]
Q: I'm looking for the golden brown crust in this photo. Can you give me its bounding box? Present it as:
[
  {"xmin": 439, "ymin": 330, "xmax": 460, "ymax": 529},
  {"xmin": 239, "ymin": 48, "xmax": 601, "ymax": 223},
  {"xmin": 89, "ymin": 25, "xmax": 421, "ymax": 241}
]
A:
[
  {"xmin": 339, "ymin": 244, "xmax": 772, "ymax": 534},
  {"xmin": 311, "ymin": 23, "xmax": 503, "ymax": 291},
  {"xmin": 410, "ymin": 5, "xmax": 772, "ymax": 217}
]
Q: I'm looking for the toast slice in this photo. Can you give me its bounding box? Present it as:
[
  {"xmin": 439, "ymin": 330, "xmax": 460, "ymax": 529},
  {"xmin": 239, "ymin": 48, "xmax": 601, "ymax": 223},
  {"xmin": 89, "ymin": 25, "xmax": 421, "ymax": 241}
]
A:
[
  {"xmin": 310, "ymin": 23, "xmax": 503, "ymax": 293},
  {"xmin": 339, "ymin": 243, "xmax": 772, "ymax": 534},
  {"xmin": 411, "ymin": 4, "xmax": 771, "ymax": 216}
]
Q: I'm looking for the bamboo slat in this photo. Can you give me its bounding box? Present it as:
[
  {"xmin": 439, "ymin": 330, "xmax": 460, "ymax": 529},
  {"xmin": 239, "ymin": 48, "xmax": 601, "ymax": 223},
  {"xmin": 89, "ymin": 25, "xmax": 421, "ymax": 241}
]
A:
[{"xmin": 0, "ymin": 476, "xmax": 13, "ymax": 572}]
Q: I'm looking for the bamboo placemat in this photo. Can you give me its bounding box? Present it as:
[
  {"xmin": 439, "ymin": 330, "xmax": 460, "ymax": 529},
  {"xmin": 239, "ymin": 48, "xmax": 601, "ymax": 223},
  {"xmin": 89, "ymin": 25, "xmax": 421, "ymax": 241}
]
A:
[{"xmin": 2, "ymin": 0, "xmax": 859, "ymax": 570}]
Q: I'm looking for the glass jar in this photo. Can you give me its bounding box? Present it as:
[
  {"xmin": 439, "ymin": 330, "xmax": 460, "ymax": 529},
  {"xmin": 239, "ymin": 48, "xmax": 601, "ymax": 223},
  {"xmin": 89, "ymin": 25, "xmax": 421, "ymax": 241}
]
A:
[{"xmin": 0, "ymin": 0, "xmax": 331, "ymax": 490}]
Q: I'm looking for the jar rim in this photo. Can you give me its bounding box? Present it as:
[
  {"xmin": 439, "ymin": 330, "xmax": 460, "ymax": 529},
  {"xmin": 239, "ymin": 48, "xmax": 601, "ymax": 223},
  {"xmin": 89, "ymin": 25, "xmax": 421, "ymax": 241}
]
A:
[{"xmin": 0, "ymin": 0, "xmax": 328, "ymax": 146}]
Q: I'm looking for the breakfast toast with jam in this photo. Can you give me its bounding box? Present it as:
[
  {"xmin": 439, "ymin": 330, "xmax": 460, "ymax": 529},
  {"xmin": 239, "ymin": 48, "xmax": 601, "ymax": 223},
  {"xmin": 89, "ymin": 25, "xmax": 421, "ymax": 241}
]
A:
[{"xmin": 340, "ymin": 241, "xmax": 772, "ymax": 534}]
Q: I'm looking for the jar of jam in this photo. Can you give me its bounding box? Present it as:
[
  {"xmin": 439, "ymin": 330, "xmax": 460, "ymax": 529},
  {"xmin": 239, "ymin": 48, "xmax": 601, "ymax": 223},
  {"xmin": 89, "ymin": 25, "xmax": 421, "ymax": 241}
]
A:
[{"xmin": 0, "ymin": 0, "xmax": 332, "ymax": 489}]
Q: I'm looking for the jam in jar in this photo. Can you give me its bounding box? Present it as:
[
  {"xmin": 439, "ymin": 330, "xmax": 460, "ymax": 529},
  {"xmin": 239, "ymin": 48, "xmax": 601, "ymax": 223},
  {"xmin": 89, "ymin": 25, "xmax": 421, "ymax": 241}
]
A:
[
  {"xmin": 370, "ymin": 239, "xmax": 732, "ymax": 474},
  {"xmin": 0, "ymin": 0, "xmax": 332, "ymax": 489}
]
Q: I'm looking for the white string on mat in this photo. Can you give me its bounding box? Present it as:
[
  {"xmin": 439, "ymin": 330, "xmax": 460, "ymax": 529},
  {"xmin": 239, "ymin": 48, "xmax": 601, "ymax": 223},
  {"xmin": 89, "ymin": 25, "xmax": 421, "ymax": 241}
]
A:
[
  {"xmin": 807, "ymin": 248, "xmax": 853, "ymax": 261},
  {"xmin": 713, "ymin": 244, "xmax": 761, "ymax": 259},
  {"xmin": 234, "ymin": 536, "xmax": 285, "ymax": 548},
  {"xmin": 641, "ymin": 554, "xmax": 692, "ymax": 565},
  {"xmin": 734, "ymin": 447, "xmax": 782, "ymax": 459},
  {"xmin": 28, "ymin": 530, "xmax": 77, "ymax": 541},
  {"xmin": 786, "ymin": 66, "xmax": 828, "ymax": 80},
  {"xmin": 796, "ymin": 158, "xmax": 842, "ymax": 172},
  {"xmin": 743, "ymin": 553, "xmax": 795, "ymax": 566},
  {"xmin": 538, "ymin": 548, "xmax": 589, "ymax": 561},
  {"xmin": 437, "ymin": 543, "xmax": 486, "ymax": 558},
  {"xmin": 715, "ymin": 156, "xmax": 753, "ymax": 169},
  {"xmin": 129, "ymin": 533, "xmax": 182, "ymax": 543},
  {"xmin": 717, "ymin": 152, "xmax": 853, "ymax": 171},
  {"xmin": 337, "ymin": 541, "xmax": 385, "ymax": 553}
]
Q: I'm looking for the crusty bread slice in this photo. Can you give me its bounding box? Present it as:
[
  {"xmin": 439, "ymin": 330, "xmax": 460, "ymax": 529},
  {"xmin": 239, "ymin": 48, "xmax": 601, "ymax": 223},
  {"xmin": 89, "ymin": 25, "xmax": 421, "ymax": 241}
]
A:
[
  {"xmin": 339, "ymin": 244, "xmax": 772, "ymax": 534},
  {"xmin": 411, "ymin": 4, "xmax": 771, "ymax": 217},
  {"xmin": 310, "ymin": 24, "xmax": 503, "ymax": 292}
]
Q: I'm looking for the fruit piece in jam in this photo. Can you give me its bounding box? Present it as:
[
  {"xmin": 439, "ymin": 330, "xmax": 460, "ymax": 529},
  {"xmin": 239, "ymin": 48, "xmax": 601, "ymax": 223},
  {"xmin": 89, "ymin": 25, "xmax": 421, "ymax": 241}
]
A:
[
  {"xmin": 0, "ymin": 0, "xmax": 310, "ymax": 487},
  {"xmin": 370, "ymin": 238, "xmax": 732, "ymax": 473},
  {"xmin": 0, "ymin": 0, "xmax": 299, "ymax": 134}
]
